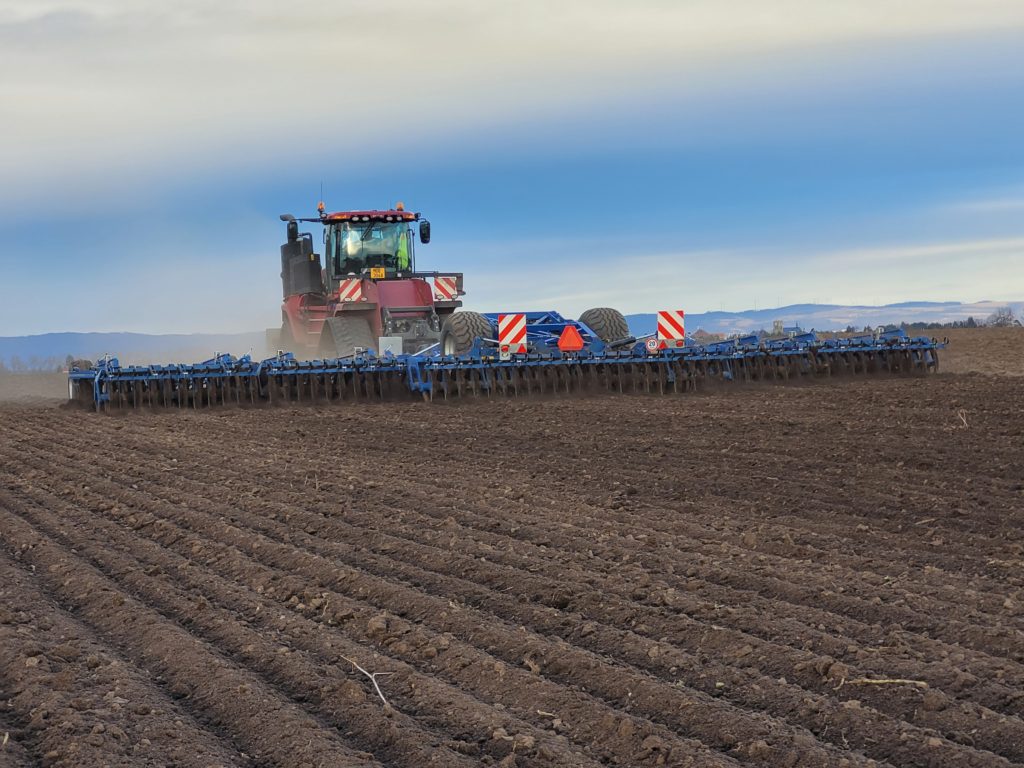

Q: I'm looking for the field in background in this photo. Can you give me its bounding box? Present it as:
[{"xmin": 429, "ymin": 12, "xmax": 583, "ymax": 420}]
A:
[
  {"xmin": 0, "ymin": 328, "xmax": 1021, "ymax": 767},
  {"xmin": 0, "ymin": 372, "xmax": 68, "ymax": 405},
  {"xmin": 937, "ymin": 327, "xmax": 1024, "ymax": 376}
]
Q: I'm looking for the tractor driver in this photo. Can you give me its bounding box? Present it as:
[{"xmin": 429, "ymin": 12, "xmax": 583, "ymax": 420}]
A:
[
  {"xmin": 330, "ymin": 222, "xmax": 410, "ymax": 274},
  {"xmin": 396, "ymin": 229, "xmax": 411, "ymax": 271},
  {"xmin": 367, "ymin": 224, "xmax": 411, "ymax": 271}
]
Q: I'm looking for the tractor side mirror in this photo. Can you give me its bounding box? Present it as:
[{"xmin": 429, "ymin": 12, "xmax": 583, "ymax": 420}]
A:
[
  {"xmin": 419, "ymin": 220, "xmax": 431, "ymax": 244},
  {"xmin": 286, "ymin": 220, "xmax": 299, "ymax": 242},
  {"xmin": 279, "ymin": 213, "xmax": 296, "ymax": 222}
]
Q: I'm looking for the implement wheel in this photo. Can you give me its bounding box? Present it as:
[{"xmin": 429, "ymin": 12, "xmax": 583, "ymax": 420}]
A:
[
  {"xmin": 579, "ymin": 307, "xmax": 630, "ymax": 343},
  {"xmin": 320, "ymin": 316, "xmax": 377, "ymax": 358},
  {"xmin": 441, "ymin": 311, "xmax": 493, "ymax": 356}
]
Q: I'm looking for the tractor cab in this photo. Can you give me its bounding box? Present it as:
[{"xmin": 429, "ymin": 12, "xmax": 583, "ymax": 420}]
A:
[
  {"xmin": 322, "ymin": 207, "xmax": 430, "ymax": 289},
  {"xmin": 276, "ymin": 202, "xmax": 461, "ymax": 358}
]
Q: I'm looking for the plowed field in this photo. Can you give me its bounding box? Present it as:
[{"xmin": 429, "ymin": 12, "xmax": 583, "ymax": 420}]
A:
[{"xmin": 2, "ymin": 353, "xmax": 1023, "ymax": 765}]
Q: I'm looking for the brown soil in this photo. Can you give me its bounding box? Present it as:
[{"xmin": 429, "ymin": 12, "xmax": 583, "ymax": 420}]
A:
[
  {"xmin": 0, "ymin": 374, "xmax": 68, "ymax": 407},
  {"xmin": 0, "ymin": 331, "xmax": 1022, "ymax": 766},
  {"xmin": 936, "ymin": 327, "xmax": 1024, "ymax": 376}
]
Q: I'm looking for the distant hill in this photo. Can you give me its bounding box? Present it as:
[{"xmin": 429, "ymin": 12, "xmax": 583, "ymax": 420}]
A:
[
  {"xmin": 1, "ymin": 300, "xmax": 1019, "ymax": 368},
  {"xmin": 0, "ymin": 332, "xmax": 265, "ymax": 369},
  {"xmin": 624, "ymin": 300, "xmax": 1023, "ymax": 337}
]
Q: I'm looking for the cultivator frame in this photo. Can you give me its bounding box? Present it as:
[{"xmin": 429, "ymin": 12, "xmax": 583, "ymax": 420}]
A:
[{"xmin": 69, "ymin": 326, "xmax": 943, "ymax": 411}]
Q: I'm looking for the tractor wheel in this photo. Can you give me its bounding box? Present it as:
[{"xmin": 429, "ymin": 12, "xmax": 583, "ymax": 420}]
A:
[
  {"xmin": 578, "ymin": 307, "xmax": 630, "ymax": 343},
  {"xmin": 441, "ymin": 311, "xmax": 493, "ymax": 356},
  {"xmin": 320, "ymin": 316, "xmax": 377, "ymax": 358}
]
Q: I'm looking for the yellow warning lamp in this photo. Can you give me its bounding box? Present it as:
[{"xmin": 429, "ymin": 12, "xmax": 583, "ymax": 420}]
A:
[
  {"xmin": 317, "ymin": 201, "xmax": 325, "ymax": 215},
  {"xmin": 395, "ymin": 201, "xmax": 405, "ymax": 211}
]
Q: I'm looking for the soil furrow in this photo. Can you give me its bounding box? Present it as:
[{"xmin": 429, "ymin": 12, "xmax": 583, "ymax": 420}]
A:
[
  {"xmin": 62, "ymin": 406, "xmax": 1024, "ymax": 599},
  {"xmin": 25, "ymin": 435, "xmax": 1021, "ymax": 747},
  {"xmin": 0, "ymin": 489, "xmax": 499, "ymax": 768},
  {"xmin": 3, "ymin": 469, "xmax": 884, "ymax": 768},
  {"xmin": 0, "ymin": 506, "xmax": 382, "ymax": 768},
  {"xmin": 6, "ymin": 443, "xmax": 1023, "ymax": 765},
  {"xmin": 0, "ymin": 483, "xmax": 697, "ymax": 767},
  {"xmin": 1, "ymin": 358, "xmax": 1021, "ymax": 768},
  {"xmin": 9, "ymin": 424, "xmax": 1020, "ymax": 682},
  {"xmin": 0, "ymin": 550, "xmax": 248, "ymax": 768},
  {"xmin": 34, "ymin": 409, "xmax": 1021, "ymax": 629}
]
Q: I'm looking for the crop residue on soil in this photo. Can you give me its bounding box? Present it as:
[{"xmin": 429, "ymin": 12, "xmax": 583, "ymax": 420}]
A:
[{"xmin": 1, "ymin": 362, "xmax": 1022, "ymax": 765}]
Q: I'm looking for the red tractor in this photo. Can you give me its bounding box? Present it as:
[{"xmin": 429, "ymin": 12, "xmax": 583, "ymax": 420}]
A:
[{"xmin": 273, "ymin": 204, "xmax": 465, "ymax": 358}]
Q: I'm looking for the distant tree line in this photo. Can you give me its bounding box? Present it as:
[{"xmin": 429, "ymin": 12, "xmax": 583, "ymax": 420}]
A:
[
  {"xmin": 839, "ymin": 306, "xmax": 1022, "ymax": 333},
  {"xmin": 701, "ymin": 306, "xmax": 1022, "ymax": 341},
  {"xmin": 0, "ymin": 354, "xmax": 77, "ymax": 374}
]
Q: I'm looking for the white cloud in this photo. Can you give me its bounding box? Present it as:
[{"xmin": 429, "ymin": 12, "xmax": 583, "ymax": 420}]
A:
[
  {"xmin": 946, "ymin": 197, "xmax": 1024, "ymax": 213},
  {"xmin": 457, "ymin": 234, "xmax": 1024, "ymax": 318},
  {"xmin": 819, "ymin": 236, "xmax": 1024, "ymax": 266},
  {"xmin": 2, "ymin": 0, "xmax": 1023, "ymax": 206}
]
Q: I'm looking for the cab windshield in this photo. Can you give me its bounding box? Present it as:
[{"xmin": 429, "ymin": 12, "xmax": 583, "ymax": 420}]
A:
[{"xmin": 327, "ymin": 221, "xmax": 412, "ymax": 276}]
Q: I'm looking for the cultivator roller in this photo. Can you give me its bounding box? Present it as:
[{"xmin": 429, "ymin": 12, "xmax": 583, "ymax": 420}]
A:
[{"xmin": 68, "ymin": 326, "xmax": 944, "ymax": 411}]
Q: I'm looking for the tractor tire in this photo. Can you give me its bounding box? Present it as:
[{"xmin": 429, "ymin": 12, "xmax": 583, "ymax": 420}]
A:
[
  {"xmin": 320, "ymin": 316, "xmax": 377, "ymax": 358},
  {"xmin": 578, "ymin": 307, "xmax": 630, "ymax": 343},
  {"xmin": 440, "ymin": 311, "xmax": 493, "ymax": 356},
  {"xmin": 69, "ymin": 359, "xmax": 94, "ymax": 370}
]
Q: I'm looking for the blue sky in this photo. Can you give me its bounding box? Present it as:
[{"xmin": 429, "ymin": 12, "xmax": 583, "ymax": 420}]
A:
[{"xmin": 1, "ymin": 1, "xmax": 1023, "ymax": 334}]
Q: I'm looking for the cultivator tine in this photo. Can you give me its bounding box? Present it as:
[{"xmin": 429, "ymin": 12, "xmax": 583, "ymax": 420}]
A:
[
  {"xmin": 68, "ymin": 327, "xmax": 946, "ymax": 411},
  {"xmin": 536, "ymin": 365, "xmax": 549, "ymax": 395},
  {"xmin": 427, "ymin": 369, "xmax": 439, "ymax": 401},
  {"xmin": 512, "ymin": 366, "xmax": 523, "ymax": 397},
  {"xmin": 503, "ymin": 366, "xmax": 516, "ymax": 397},
  {"xmin": 679, "ymin": 360, "xmax": 691, "ymax": 392},
  {"xmin": 551, "ymin": 366, "xmax": 565, "ymax": 394},
  {"xmin": 527, "ymin": 365, "xmax": 539, "ymax": 395}
]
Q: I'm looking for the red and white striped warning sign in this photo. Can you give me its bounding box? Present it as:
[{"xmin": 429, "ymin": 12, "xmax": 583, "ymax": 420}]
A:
[
  {"xmin": 433, "ymin": 275, "xmax": 458, "ymax": 301},
  {"xmin": 498, "ymin": 313, "xmax": 527, "ymax": 354},
  {"xmin": 657, "ymin": 310, "xmax": 686, "ymax": 348},
  {"xmin": 338, "ymin": 278, "xmax": 363, "ymax": 302}
]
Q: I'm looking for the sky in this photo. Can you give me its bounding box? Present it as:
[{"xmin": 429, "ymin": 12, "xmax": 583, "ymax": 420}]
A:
[{"xmin": 1, "ymin": 0, "xmax": 1023, "ymax": 335}]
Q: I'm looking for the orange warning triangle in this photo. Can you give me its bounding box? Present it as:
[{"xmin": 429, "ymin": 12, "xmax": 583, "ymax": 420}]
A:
[{"xmin": 557, "ymin": 325, "xmax": 586, "ymax": 352}]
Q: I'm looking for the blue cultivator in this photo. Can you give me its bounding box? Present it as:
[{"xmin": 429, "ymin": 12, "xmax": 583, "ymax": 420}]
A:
[{"xmin": 68, "ymin": 319, "xmax": 944, "ymax": 411}]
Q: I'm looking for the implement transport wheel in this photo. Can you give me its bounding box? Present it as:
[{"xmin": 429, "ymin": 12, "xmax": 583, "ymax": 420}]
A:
[
  {"xmin": 441, "ymin": 311, "xmax": 493, "ymax": 356},
  {"xmin": 320, "ymin": 316, "xmax": 377, "ymax": 358},
  {"xmin": 579, "ymin": 307, "xmax": 630, "ymax": 343}
]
